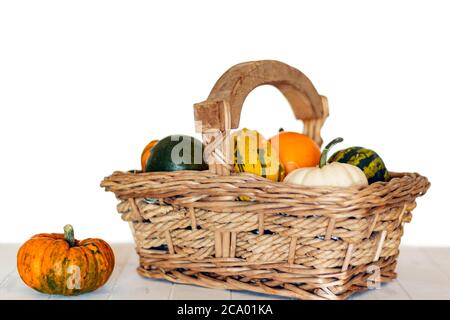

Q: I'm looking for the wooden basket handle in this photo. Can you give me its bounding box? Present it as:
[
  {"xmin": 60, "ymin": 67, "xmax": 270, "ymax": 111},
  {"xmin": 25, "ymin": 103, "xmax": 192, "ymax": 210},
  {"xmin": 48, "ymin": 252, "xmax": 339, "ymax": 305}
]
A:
[{"xmin": 193, "ymin": 60, "xmax": 329, "ymax": 175}]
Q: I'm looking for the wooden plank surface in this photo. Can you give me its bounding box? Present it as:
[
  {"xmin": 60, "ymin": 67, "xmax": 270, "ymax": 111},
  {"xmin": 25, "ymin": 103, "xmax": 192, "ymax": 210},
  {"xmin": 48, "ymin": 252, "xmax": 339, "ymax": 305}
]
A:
[
  {"xmin": 348, "ymin": 281, "xmax": 410, "ymax": 300},
  {"xmin": 1, "ymin": 244, "xmax": 450, "ymax": 300},
  {"xmin": 0, "ymin": 245, "xmax": 18, "ymax": 282},
  {"xmin": 108, "ymin": 253, "xmax": 173, "ymax": 300},
  {"xmin": 170, "ymin": 284, "xmax": 231, "ymax": 300},
  {"xmin": 395, "ymin": 247, "xmax": 450, "ymax": 300}
]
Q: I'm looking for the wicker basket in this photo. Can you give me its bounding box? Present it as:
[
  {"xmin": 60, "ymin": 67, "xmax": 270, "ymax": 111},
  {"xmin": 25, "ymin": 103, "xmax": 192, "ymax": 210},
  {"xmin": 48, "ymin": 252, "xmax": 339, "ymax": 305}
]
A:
[{"xmin": 101, "ymin": 60, "xmax": 430, "ymax": 300}]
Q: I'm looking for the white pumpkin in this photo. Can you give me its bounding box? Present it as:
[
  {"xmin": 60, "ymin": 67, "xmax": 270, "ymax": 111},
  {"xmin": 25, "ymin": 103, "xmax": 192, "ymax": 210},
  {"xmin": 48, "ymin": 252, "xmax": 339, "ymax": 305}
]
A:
[{"xmin": 283, "ymin": 137, "xmax": 368, "ymax": 188}]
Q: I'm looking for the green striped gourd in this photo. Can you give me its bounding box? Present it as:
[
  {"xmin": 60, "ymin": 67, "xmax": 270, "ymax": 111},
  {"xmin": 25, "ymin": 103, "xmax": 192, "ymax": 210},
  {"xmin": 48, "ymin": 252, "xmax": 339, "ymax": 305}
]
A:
[{"xmin": 328, "ymin": 146, "xmax": 389, "ymax": 184}]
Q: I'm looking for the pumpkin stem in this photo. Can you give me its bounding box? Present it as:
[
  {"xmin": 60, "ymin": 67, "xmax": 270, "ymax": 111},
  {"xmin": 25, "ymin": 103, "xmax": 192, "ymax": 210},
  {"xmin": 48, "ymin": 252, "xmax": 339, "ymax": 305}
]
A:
[
  {"xmin": 278, "ymin": 128, "xmax": 284, "ymax": 132},
  {"xmin": 64, "ymin": 224, "xmax": 75, "ymax": 247},
  {"xmin": 320, "ymin": 137, "xmax": 344, "ymax": 168}
]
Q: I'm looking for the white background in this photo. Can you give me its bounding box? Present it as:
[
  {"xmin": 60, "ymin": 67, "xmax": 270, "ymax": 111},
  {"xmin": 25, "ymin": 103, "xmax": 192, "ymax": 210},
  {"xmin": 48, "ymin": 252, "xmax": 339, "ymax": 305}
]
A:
[{"xmin": 0, "ymin": 1, "xmax": 448, "ymax": 246}]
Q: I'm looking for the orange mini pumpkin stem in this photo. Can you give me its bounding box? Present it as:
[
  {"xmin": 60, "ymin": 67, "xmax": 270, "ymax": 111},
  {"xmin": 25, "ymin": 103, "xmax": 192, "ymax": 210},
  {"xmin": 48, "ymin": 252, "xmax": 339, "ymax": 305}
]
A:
[
  {"xmin": 63, "ymin": 224, "xmax": 75, "ymax": 247},
  {"xmin": 320, "ymin": 137, "xmax": 343, "ymax": 168}
]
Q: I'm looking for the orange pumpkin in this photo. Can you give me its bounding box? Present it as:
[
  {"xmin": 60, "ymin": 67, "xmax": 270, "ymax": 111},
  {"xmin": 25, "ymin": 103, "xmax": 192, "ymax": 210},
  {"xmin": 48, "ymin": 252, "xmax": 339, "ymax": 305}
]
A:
[
  {"xmin": 17, "ymin": 225, "xmax": 115, "ymax": 296},
  {"xmin": 140, "ymin": 139, "xmax": 159, "ymax": 172},
  {"xmin": 269, "ymin": 129, "xmax": 320, "ymax": 174}
]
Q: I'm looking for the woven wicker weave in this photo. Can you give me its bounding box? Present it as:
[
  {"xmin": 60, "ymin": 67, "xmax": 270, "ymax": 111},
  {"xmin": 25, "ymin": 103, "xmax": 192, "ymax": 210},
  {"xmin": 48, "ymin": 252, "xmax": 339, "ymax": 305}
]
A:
[{"xmin": 101, "ymin": 60, "xmax": 430, "ymax": 300}]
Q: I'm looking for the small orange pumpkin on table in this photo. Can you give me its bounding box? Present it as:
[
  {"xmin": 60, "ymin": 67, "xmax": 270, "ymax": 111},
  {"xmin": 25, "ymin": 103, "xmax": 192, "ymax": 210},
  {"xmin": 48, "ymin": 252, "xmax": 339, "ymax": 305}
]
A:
[
  {"xmin": 268, "ymin": 128, "xmax": 321, "ymax": 174},
  {"xmin": 17, "ymin": 225, "xmax": 115, "ymax": 296}
]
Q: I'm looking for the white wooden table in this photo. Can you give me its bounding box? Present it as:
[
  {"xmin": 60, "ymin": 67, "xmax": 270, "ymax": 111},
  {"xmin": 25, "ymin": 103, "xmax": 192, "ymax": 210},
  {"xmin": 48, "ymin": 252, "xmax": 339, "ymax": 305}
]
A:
[{"xmin": 2, "ymin": 244, "xmax": 449, "ymax": 300}]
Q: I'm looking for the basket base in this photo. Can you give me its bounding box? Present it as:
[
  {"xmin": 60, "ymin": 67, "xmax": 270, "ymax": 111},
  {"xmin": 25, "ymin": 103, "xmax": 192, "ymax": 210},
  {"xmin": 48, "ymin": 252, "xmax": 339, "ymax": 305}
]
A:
[{"xmin": 135, "ymin": 257, "xmax": 398, "ymax": 300}]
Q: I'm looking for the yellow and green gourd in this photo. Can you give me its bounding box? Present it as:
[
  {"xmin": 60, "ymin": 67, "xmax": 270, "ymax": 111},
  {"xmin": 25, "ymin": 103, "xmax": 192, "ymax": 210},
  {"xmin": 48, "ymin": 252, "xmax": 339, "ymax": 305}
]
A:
[
  {"xmin": 328, "ymin": 146, "xmax": 389, "ymax": 184},
  {"xmin": 233, "ymin": 128, "xmax": 285, "ymax": 182}
]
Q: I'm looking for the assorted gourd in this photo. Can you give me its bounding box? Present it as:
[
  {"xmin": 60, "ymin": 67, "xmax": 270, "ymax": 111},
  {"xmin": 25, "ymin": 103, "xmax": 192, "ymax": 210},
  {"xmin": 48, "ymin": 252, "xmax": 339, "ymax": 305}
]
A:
[
  {"xmin": 233, "ymin": 128, "xmax": 285, "ymax": 182},
  {"xmin": 140, "ymin": 139, "xmax": 158, "ymax": 171},
  {"xmin": 17, "ymin": 225, "xmax": 115, "ymax": 296},
  {"xmin": 140, "ymin": 129, "xmax": 389, "ymax": 188},
  {"xmin": 145, "ymin": 135, "xmax": 208, "ymax": 172},
  {"xmin": 284, "ymin": 137, "xmax": 368, "ymax": 187},
  {"xmin": 328, "ymin": 145, "xmax": 389, "ymax": 184},
  {"xmin": 269, "ymin": 128, "xmax": 321, "ymax": 175}
]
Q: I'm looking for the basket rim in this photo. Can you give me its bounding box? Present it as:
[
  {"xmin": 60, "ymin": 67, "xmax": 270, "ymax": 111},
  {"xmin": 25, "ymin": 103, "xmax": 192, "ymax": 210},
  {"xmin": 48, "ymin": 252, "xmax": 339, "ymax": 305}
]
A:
[
  {"xmin": 101, "ymin": 170, "xmax": 430, "ymax": 216},
  {"xmin": 102, "ymin": 169, "xmax": 427, "ymax": 190}
]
